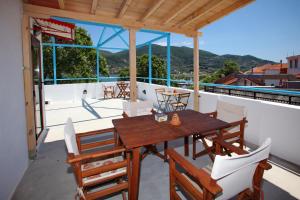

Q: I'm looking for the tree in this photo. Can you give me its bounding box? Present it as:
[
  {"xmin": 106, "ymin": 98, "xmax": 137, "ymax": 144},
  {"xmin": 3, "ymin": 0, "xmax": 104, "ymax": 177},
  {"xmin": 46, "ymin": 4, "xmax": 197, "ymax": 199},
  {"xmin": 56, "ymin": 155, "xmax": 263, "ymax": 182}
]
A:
[
  {"xmin": 118, "ymin": 54, "xmax": 167, "ymax": 84},
  {"xmin": 43, "ymin": 27, "xmax": 109, "ymax": 84},
  {"xmin": 202, "ymin": 60, "xmax": 240, "ymax": 83}
]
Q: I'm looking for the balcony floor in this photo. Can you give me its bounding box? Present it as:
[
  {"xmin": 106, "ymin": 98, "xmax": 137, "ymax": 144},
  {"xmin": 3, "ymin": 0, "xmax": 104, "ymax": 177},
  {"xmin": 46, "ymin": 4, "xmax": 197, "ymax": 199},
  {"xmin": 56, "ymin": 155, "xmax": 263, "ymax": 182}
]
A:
[{"xmin": 13, "ymin": 98, "xmax": 300, "ymax": 200}]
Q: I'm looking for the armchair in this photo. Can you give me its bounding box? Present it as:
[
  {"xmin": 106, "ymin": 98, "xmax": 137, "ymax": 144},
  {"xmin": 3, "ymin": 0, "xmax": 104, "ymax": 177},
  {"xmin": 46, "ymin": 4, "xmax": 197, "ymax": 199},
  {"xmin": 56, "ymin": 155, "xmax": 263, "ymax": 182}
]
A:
[
  {"xmin": 64, "ymin": 118, "xmax": 130, "ymax": 200},
  {"xmin": 168, "ymin": 138, "xmax": 272, "ymax": 200},
  {"xmin": 193, "ymin": 100, "xmax": 247, "ymax": 160}
]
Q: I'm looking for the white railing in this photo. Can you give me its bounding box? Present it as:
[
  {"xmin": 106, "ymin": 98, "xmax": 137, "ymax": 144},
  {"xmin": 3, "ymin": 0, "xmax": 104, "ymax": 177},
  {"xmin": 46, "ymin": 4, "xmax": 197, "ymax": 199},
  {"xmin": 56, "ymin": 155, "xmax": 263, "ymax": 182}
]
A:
[{"xmin": 44, "ymin": 82, "xmax": 300, "ymax": 165}]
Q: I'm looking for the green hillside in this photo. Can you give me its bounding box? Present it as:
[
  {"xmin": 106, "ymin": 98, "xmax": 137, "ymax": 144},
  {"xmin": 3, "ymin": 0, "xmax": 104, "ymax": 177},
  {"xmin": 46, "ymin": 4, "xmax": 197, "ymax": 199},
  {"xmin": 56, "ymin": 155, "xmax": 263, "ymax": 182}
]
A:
[{"xmin": 100, "ymin": 44, "xmax": 275, "ymax": 75}]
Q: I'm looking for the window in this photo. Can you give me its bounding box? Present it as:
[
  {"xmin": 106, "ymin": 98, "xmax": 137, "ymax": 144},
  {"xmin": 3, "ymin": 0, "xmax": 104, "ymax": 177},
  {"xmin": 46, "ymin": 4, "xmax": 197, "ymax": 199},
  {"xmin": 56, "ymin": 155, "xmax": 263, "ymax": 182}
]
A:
[
  {"xmin": 295, "ymin": 59, "xmax": 298, "ymax": 68},
  {"xmin": 290, "ymin": 60, "xmax": 293, "ymax": 68}
]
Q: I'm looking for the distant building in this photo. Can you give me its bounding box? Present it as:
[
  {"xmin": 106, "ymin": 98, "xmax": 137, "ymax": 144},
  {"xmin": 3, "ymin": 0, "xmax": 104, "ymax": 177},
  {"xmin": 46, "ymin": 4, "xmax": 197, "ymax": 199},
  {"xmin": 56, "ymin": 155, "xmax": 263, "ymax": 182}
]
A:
[
  {"xmin": 215, "ymin": 72, "xmax": 264, "ymax": 86},
  {"xmin": 287, "ymin": 55, "xmax": 300, "ymax": 76},
  {"xmin": 251, "ymin": 62, "xmax": 288, "ymax": 86}
]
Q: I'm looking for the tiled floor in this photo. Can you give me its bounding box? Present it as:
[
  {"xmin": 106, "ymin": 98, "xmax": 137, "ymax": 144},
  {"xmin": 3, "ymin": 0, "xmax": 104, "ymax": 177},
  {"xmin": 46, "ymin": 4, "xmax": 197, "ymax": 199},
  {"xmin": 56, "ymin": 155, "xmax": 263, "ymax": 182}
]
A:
[{"xmin": 13, "ymin": 98, "xmax": 300, "ymax": 200}]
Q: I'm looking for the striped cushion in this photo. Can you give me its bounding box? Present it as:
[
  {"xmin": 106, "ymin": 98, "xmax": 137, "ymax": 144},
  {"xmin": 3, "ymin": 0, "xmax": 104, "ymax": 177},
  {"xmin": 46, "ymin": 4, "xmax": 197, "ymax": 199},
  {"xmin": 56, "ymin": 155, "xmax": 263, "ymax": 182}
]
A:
[{"xmin": 82, "ymin": 156, "xmax": 126, "ymax": 185}]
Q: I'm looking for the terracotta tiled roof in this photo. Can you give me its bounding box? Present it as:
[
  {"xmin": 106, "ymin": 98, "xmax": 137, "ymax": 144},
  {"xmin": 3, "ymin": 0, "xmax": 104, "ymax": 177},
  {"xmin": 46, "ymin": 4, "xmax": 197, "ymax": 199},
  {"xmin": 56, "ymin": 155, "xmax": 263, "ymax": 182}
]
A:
[
  {"xmin": 215, "ymin": 72, "xmax": 264, "ymax": 86},
  {"xmin": 252, "ymin": 63, "xmax": 288, "ymax": 74}
]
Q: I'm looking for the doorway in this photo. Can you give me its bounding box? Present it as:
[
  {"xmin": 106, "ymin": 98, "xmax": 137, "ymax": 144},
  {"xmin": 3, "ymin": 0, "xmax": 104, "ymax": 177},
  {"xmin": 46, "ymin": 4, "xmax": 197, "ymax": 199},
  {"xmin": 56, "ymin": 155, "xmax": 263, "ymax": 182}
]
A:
[{"xmin": 31, "ymin": 35, "xmax": 44, "ymax": 139}]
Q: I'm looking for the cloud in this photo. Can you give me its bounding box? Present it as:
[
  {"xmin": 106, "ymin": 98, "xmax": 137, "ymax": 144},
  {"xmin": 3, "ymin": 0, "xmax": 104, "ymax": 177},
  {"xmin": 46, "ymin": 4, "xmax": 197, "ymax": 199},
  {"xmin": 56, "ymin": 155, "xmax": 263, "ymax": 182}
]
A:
[{"xmin": 153, "ymin": 40, "xmax": 205, "ymax": 47}]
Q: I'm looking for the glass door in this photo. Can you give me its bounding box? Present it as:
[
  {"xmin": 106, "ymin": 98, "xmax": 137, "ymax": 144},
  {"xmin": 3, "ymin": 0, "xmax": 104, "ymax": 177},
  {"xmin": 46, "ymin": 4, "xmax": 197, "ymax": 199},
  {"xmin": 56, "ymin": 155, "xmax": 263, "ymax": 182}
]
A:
[{"xmin": 31, "ymin": 35, "xmax": 44, "ymax": 139}]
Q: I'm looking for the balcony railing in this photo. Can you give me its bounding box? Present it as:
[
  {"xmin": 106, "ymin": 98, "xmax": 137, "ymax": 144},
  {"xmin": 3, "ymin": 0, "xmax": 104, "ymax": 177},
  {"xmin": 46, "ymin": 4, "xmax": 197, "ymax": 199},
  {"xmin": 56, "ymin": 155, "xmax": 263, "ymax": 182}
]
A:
[{"xmin": 202, "ymin": 83, "xmax": 300, "ymax": 106}]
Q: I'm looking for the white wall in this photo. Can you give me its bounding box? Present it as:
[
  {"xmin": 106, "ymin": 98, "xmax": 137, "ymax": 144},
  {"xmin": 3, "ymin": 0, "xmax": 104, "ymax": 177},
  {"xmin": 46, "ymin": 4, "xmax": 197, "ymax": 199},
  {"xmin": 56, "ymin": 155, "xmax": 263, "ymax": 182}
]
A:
[
  {"xmin": 44, "ymin": 82, "xmax": 124, "ymax": 103},
  {"xmin": 137, "ymin": 82, "xmax": 300, "ymax": 165},
  {"xmin": 0, "ymin": 0, "xmax": 29, "ymax": 199},
  {"xmin": 44, "ymin": 82, "xmax": 300, "ymax": 165}
]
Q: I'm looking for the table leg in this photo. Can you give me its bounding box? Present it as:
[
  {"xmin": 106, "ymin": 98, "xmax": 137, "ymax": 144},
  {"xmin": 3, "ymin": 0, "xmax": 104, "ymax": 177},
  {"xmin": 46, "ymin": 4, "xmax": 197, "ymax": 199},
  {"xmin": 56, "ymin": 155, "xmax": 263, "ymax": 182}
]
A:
[
  {"xmin": 130, "ymin": 147, "xmax": 141, "ymax": 200},
  {"xmin": 184, "ymin": 136, "xmax": 189, "ymax": 156}
]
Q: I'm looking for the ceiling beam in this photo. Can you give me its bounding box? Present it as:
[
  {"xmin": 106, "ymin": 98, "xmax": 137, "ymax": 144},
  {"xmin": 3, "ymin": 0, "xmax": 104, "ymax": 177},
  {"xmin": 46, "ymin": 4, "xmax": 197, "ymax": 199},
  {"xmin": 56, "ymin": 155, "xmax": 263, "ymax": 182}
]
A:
[
  {"xmin": 117, "ymin": 0, "xmax": 133, "ymax": 18},
  {"xmin": 161, "ymin": 0, "xmax": 197, "ymax": 25},
  {"xmin": 194, "ymin": 0, "xmax": 254, "ymax": 30},
  {"xmin": 24, "ymin": 3, "xmax": 196, "ymax": 35},
  {"xmin": 58, "ymin": 0, "xmax": 64, "ymax": 9},
  {"xmin": 91, "ymin": 0, "xmax": 99, "ymax": 14},
  {"xmin": 176, "ymin": 0, "xmax": 225, "ymax": 28},
  {"xmin": 140, "ymin": 0, "xmax": 166, "ymax": 22}
]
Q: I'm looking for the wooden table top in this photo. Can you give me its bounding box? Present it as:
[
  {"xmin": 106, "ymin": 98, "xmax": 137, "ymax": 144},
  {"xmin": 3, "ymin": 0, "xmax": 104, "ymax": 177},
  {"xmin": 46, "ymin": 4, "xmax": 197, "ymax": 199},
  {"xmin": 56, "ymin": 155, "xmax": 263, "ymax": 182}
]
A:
[{"xmin": 112, "ymin": 110, "xmax": 229, "ymax": 149}]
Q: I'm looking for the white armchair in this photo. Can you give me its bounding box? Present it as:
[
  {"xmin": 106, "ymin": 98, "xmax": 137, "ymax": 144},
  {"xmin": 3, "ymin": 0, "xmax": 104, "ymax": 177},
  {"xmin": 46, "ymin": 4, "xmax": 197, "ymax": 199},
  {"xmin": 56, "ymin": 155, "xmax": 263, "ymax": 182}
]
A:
[
  {"xmin": 168, "ymin": 138, "xmax": 272, "ymax": 200},
  {"xmin": 193, "ymin": 100, "xmax": 247, "ymax": 160}
]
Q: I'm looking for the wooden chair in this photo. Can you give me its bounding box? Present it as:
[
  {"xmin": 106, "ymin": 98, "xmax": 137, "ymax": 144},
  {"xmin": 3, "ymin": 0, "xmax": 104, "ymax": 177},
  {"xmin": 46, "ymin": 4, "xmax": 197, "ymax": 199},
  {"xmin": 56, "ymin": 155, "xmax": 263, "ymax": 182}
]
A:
[
  {"xmin": 155, "ymin": 88, "xmax": 166, "ymax": 112},
  {"xmin": 168, "ymin": 138, "xmax": 272, "ymax": 200},
  {"xmin": 170, "ymin": 92, "xmax": 191, "ymax": 111},
  {"xmin": 193, "ymin": 100, "xmax": 247, "ymax": 160},
  {"xmin": 103, "ymin": 85, "xmax": 115, "ymax": 99},
  {"xmin": 64, "ymin": 118, "xmax": 130, "ymax": 200},
  {"xmin": 122, "ymin": 100, "xmax": 168, "ymax": 161}
]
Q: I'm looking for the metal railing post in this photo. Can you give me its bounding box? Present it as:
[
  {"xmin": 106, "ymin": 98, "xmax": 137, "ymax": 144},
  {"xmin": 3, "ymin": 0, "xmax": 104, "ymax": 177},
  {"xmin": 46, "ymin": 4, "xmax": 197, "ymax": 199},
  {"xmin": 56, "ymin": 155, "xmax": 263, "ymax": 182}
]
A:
[
  {"xmin": 167, "ymin": 33, "xmax": 171, "ymax": 87},
  {"xmin": 148, "ymin": 43, "xmax": 152, "ymax": 84}
]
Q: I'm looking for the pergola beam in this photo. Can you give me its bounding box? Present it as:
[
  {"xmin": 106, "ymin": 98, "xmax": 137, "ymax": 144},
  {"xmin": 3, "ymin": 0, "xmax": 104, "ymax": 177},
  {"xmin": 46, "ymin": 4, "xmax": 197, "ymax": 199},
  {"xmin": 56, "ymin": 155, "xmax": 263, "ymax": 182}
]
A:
[
  {"xmin": 176, "ymin": 0, "xmax": 225, "ymax": 28},
  {"xmin": 140, "ymin": 0, "xmax": 166, "ymax": 22},
  {"xmin": 58, "ymin": 0, "xmax": 64, "ymax": 9},
  {"xmin": 91, "ymin": 0, "xmax": 99, "ymax": 14},
  {"xmin": 161, "ymin": 0, "xmax": 197, "ymax": 25},
  {"xmin": 117, "ymin": 0, "xmax": 133, "ymax": 18},
  {"xmin": 24, "ymin": 3, "xmax": 197, "ymax": 35},
  {"xmin": 113, "ymin": 28, "xmax": 129, "ymax": 47},
  {"xmin": 97, "ymin": 28, "xmax": 125, "ymax": 47},
  {"xmin": 194, "ymin": 0, "xmax": 253, "ymax": 29},
  {"xmin": 136, "ymin": 33, "xmax": 168, "ymax": 48}
]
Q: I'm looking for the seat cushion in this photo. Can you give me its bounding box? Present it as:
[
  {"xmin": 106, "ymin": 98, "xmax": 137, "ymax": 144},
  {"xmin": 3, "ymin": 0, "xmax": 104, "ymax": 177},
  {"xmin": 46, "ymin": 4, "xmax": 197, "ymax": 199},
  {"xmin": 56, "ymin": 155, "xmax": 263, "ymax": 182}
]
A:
[{"xmin": 82, "ymin": 156, "xmax": 126, "ymax": 185}]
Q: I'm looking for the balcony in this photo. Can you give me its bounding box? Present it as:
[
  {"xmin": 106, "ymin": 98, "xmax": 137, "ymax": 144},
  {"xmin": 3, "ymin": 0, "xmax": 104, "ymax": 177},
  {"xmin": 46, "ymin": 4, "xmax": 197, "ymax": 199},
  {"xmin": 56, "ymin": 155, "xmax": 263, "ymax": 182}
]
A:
[{"xmin": 12, "ymin": 81, "xmax": 300, "ymax": 200}]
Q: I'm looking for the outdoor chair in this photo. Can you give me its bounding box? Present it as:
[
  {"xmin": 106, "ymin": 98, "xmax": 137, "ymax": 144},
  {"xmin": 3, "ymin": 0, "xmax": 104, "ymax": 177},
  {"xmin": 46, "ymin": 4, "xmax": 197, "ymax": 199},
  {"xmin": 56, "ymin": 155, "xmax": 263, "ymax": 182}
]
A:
[
  {"xmin": 122, "ymin": 100, "xmax": 168, "ymax": 161},
  {"xmin": 103, "ymin": 85, "xmax": 115, "ymax": 99},
  {"xmin": 170, "ymin": 92, "xmax": 191, "ymax": 111},
  {"xmin": 168, "ymin": 138, "xmax": 272, "ymax": 200},
  {"xmin": 193, "ymin": 100, "xmax": 247, "ymax": 160},
  {"xmin": 155, "ymin": 88, "xmax": 166, "ymax": 112},
  {"xmin": 64, "ymin": 118, "xmax": 130, "ymax": 200},
  {"xmin": 116, "ymin": 81, "xmax": 129, "ymax": 99}
]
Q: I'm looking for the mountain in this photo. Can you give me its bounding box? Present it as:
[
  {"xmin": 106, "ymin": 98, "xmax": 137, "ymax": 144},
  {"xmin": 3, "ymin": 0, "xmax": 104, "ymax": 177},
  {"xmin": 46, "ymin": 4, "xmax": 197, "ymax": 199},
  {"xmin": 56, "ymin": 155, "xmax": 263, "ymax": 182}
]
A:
[{"xmin": 100, "ymin": 44, "xmax": 276, "ymax": 75}]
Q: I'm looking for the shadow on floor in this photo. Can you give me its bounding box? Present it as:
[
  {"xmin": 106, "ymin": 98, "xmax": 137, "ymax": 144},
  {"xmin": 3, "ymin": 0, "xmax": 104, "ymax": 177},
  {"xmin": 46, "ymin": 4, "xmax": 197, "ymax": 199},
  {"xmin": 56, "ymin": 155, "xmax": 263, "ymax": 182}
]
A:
[{"xmin": 13, "ymin": 138, "xmax": 297, "ymax": 200}]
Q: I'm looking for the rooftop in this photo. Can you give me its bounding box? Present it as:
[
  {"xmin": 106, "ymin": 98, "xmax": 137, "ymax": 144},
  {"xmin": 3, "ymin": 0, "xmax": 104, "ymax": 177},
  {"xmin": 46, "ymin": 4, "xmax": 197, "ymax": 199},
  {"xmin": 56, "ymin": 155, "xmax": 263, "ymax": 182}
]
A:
[{"xmin": 12, "ymin": 95, "xmax": 300, "ymax": 200}]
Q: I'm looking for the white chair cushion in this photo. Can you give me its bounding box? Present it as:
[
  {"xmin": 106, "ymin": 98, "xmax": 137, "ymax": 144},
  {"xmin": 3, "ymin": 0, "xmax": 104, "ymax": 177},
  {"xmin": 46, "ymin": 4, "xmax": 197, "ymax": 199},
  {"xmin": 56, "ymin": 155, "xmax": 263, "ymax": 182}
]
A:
[
  {"xmin": 64, "ymin": 118, "xmax": 79, "ymax": 155},
  {"xmin": 123, "ymin": 100, "xmax": 153, "ymax": 117},
  {"xmin": 82, "ymin": 156, "xmax": 126, "ymax": 185},
  {"xmin": 211, "ymin": 138, "xmax": 271, "ymax": 200},
  {"xmin": 217, "ymin": 100, "xmax": 246, "ymax": 133}
]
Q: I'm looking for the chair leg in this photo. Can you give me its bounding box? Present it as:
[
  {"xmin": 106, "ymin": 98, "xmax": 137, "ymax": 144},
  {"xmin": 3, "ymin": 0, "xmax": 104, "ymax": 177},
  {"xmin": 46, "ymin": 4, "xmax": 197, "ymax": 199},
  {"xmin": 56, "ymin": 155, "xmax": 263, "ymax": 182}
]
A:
[
  {"xmin": 192, "ymin": 135, "xmax": 196, "ymax": 160},
  {"xmin": 164, "ymin": 141, "xmax": 168, "ymax": 162}
]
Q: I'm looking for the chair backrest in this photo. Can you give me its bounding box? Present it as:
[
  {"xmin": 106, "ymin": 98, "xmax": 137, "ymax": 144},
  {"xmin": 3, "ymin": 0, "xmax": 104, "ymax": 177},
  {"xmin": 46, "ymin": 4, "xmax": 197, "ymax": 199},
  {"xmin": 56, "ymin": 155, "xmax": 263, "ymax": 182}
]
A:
[
  {"xmin": 216, "ymin": 100, "xmax": 246, "ymax": 133},
  {"xmin": 64, "ymin": 118, "xmax": 80, "ymax": 155},
  {"xmin": 177, "ymin": 92, "xmax": 190, "ymax": 105},
  {"xmin": 211, "ymin": 138, "xmax": 271, "ymax": 200},
  {"xmin": 155, "ymin": 88, "xmax": 165, "ymax": 101},
  {"xmin": 216, "ymin": 100, "xmax": 246, "ymax": 123},
  {"xmin": 123, "ymin": 101, "xmax": 153, "ymax": 117}
]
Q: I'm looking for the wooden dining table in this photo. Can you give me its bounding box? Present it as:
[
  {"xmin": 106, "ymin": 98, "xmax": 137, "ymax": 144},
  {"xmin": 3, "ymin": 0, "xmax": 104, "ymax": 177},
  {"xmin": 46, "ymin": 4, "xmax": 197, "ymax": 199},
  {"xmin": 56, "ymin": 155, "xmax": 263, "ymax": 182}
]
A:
[{"xmin": 112, "ymin": 109, "xmax": 230, "ymax": 200}]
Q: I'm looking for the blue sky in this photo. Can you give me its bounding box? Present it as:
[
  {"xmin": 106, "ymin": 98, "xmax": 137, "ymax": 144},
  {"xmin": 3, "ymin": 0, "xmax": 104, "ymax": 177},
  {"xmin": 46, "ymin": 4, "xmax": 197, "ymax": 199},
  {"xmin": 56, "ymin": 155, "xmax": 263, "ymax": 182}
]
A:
[{"xmin": 79, "ymin": 0, "xmax": 300, "ymax": 62}]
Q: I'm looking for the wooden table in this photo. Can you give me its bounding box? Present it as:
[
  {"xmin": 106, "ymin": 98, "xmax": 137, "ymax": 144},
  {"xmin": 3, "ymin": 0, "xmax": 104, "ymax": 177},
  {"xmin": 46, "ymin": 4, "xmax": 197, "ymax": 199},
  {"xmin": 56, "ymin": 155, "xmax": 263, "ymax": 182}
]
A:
[{"xmin": 112, "ymin": 110, "xmax": 229, "ymax": 200}]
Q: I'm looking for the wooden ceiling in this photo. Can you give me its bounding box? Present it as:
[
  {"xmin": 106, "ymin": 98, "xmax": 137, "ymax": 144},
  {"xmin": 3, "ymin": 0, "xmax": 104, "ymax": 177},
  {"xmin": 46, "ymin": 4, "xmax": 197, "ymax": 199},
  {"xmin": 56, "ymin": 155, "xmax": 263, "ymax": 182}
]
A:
[{"xmin": 24, "ymin": 0, "xmax": 254, "ymax": 36}]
